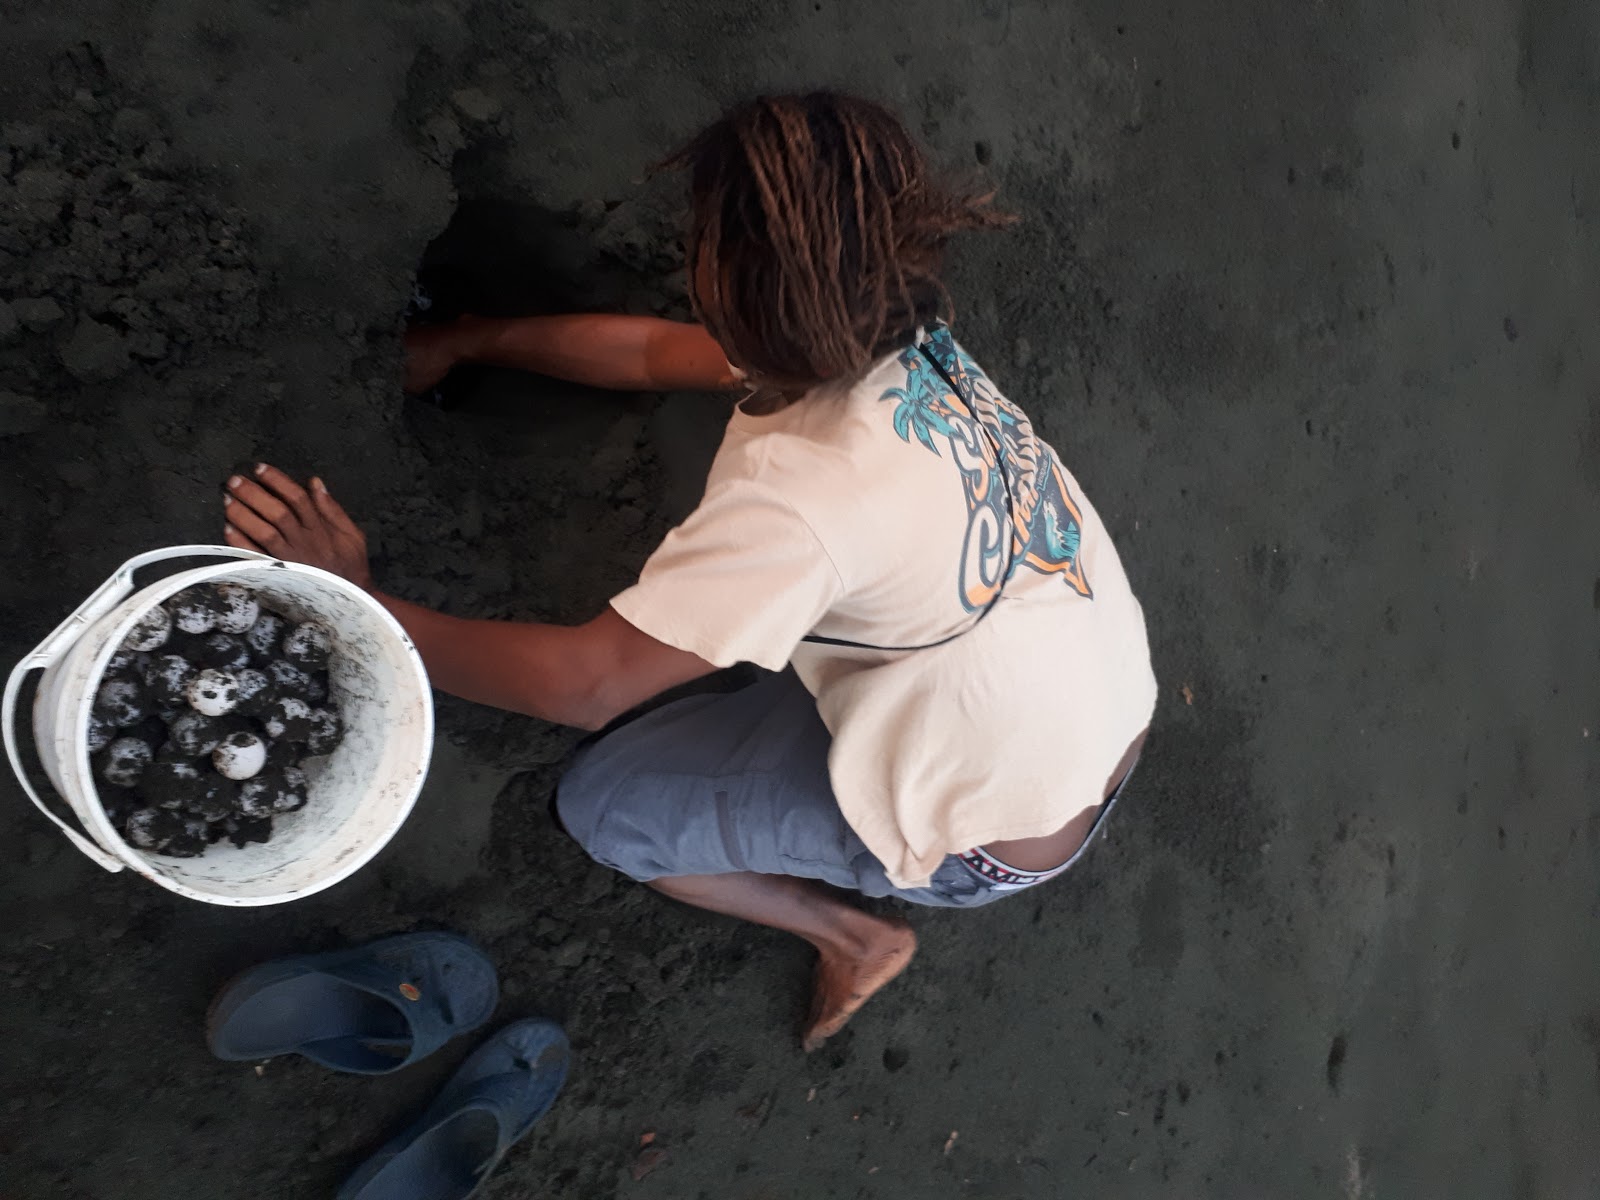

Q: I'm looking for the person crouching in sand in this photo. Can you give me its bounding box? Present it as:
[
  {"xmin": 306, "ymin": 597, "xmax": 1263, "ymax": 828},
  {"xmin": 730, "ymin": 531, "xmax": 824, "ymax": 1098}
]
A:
[{"xmin": 224, "ymin": 92, "xmax": 1156, "ymax": 1050}]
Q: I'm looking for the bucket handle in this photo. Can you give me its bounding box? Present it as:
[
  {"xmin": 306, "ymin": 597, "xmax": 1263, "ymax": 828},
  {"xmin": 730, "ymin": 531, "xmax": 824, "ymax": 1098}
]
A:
[{"xmin": 3, "ymin": 544, "xmax": 273, "ymax": 873}]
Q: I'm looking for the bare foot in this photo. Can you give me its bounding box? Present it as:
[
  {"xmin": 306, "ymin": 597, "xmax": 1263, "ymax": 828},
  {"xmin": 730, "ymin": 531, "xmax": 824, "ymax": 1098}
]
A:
[{"xmin": 801, "ymin": 918, "xmax": 917, "ymax": 1052}]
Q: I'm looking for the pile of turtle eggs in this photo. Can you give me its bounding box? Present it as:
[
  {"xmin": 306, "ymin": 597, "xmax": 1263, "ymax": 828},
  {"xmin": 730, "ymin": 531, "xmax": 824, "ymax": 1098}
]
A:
[{"xmin": 90, "ymin": 582, "xmax": 344, "ymax": 857}]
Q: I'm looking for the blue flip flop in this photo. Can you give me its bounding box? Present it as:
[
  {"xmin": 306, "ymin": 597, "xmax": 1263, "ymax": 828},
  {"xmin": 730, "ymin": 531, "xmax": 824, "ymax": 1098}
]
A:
[
  {"xmin": 338, "ymin": 1018, "xmax": 571, "ymax": 1200},
  {"xmin": 207, "ymin": 932, "xmax": 498, "ymax": 1074}
]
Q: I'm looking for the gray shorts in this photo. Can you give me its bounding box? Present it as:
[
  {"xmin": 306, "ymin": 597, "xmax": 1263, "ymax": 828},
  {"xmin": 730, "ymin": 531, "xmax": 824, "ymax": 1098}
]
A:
[{"xmin": 556, "ymin": 671, "xmax": 1126, "ymax": 909}]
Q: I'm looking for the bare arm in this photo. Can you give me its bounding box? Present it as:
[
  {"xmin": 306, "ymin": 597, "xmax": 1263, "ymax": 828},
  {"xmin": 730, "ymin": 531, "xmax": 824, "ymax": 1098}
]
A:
[
  {"xmin": 223, "ymin": 465, "xmax": 716, "ymax": 730},
  {"xmin": 406, "ymin": 313, "xmax": 743, "ymax": 395},
  {"xmin": 366, "ymin": 596, "xmax": 714, "ymax": 730}
]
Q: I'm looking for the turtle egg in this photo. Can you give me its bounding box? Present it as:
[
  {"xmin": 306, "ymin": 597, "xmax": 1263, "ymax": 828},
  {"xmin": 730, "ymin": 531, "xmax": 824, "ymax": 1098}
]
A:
[
  {"xmin": 266, "ymin": 658, "xmax": 314, "ymax": 698},
  {"xmin": 236, "ymin": 775, "xmax": 278, "ymax": 817},
  {"xmin": 102, "ymin": 737, "xmax": 154, "ymax": 788},
  {"xmin": 93, "ymin": 677, "xmax": 148, "ymax": 727},
  {"xmin": 263, "ymin": 695, "xmax": 314, "ymax": 742},
  {"xmin": 237, "ymin": 769, "xmax": 307, "ymax": 817},
  {"xmin": 190, "ymin": 776, "xmax": 238, "ymax": 822},
  {"xmin": 144, "ymin": 654, "xmax": 197, "ymax": 705},
  {"xmin": 167, "ymin": 711, "xmax": 223, "ymax": 756},
  {"xmin": 197, "ymin": 631, "xmax": 252, "ymax": 672},
  {"xmin": 212, "ymin": 584, "xmax": 261, "ymax": 634},
  {"xmin": 245, "ymin": 611, "xmax": 287, "ymax": 660},
  {"xmin": 122, "ymin": 606, "xmax": 173, "ymax": 653},
  {"xmin": 281, "ymin": 621, "xmax": 332, "ymax": 669},
  {"xmin": 161, "ymin": 822, "xmax": 209, "ymax": 858},
  {"xmin": 170, "ymin": 590, "xmax": 223, "ymax": 635},
  {"xmin": 85, "ymin": 712, "xmax": 116, "ymax": 755},
  {"xmin": 233, "ymin": 667, "xmax": 275, "ymax": 715},
  {"xmin": 106, "ymin": 646, "xmax": 149, "ymax": 676},
  {"xmin": 124, "ymin": 807, "xmax": 182, "ymax": 850},
  {"xmin": 187, "ymin": 668, "xmax": 240, "ymax": 716},
  {"xmin": 304, "ymin": 707, "xmax": 345, "ymax": 756},
  {"xmin": 273, "ymin": 766, "xmax": 310, "ymax": 813},
  {"xmin": 212, "ymin": 731, "xmax": 267, "ymax": 780},
  {"xmin": 144, "ymin": 758, "xmax": 209, "ymax": 809}
]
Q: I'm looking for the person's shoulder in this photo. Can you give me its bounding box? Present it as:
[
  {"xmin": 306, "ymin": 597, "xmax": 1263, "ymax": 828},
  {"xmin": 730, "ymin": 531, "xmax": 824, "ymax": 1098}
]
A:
[{"xmin": 718, "ymin": 345, "xmax": 920, "ymax": 478}]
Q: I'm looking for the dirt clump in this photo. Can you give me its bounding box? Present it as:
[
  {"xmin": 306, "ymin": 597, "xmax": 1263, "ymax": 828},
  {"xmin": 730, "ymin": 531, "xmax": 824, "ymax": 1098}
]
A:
[{"xmin": 0, "ymin": 48, "xmax": 261, "ymax": 395}]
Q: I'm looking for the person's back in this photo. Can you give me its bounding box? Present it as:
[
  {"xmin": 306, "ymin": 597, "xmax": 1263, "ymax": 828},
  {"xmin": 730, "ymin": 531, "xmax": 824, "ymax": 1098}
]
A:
[{"xmin": 622, "ymin": 323, "xmax": 1155, "ymax": 886}]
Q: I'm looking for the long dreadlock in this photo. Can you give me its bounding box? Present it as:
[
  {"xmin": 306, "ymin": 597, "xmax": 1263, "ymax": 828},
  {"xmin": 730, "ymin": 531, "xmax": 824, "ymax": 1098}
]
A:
[{"xmin": 660, "ymin": 92, "xmax": 1014, "ymax": 392}]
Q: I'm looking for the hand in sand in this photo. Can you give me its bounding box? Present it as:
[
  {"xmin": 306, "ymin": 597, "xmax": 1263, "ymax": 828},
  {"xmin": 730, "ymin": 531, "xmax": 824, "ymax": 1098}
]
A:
[
  {"xmin": 403, "ymin": 321, "xmax": 476, "ymax": 394},
  {"xmin": 223, "ymin": 464, "xmax": 373, "ymax": 590}
]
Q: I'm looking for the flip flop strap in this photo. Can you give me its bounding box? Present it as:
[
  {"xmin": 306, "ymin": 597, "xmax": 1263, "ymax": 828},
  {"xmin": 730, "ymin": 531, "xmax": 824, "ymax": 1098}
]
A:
[
  {"xmin": 311, "ymin": 957, "xmax": 454, "ymax": 1065},
  {"xmin": 427, "ymin": 1072, "xmax": 544, "ymax": 1159}
]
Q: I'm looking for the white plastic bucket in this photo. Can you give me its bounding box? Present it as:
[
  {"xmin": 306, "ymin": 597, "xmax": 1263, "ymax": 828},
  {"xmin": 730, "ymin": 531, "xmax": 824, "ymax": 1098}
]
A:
[{"xmin": 3, "ymin": 545, "xmax": 434, "ymax": 906}]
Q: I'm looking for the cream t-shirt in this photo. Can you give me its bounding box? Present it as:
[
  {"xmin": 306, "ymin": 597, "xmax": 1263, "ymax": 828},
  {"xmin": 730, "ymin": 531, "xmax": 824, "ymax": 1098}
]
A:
[{"xmin": 611, "ymin": 326, "xmax": 1157, "ymax": 888}]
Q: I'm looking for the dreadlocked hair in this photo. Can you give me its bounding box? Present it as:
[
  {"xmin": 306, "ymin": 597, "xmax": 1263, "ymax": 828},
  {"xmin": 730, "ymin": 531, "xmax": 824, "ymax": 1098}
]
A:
[{"xmin": 660, "ymin": 92, "xmax": 1015, "ymax": 392}]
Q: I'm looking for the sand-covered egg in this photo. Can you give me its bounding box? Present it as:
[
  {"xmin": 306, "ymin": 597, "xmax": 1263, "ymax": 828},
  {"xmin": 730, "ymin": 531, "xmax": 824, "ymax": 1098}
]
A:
[
  {"xmin": 170, "ymin": 589, "xmax": 224, "ymax": 635},
  {"xmin": 266, "ymin": 658, "xmax": 315, "ymax": 699},
  {"xmin": 245, "ymin": 610, "xmax": 287, "ymax": 660},
  {"xmin": 85, "ymin": 712, "xmax": 116, "ymax": 755},
  {"xmin": 236, "ymin": 774, "xmax": 278, "ymax": 817},
  {"xmin": 304, "ymin": 707, "xmax": 344, "ymax": 756},
  {"xmin": 124, "ymin": 806, "xmax": 183, "ymax": 850},
  {"xmin": 232, "ymin": 667, "xmax": 275, "ymax": 715},
  {"xmin": 102, "ymin": 737, "xmax": 154, "ymax": 787},
  {"xmin": 163, "ymin": 818, "xmax": 210, "ymax": 857},
  {"xmin": 121, "ymin": 605, "xmax": 172, "ymax": 653},
  {"xmin": 274, "ymin": 766, "xmax": 310, "ymax": 812},
  {"xmin": 167, "ymin": 710, "xmax": 223, "ymax": 756},
  {"xmin": 143, "ymin": 653, "xmax": 197, "ymax": 705},
  {"xmin": 212, "ymin": 731, "xmax": 267, "ymax": 780},
  {"xmin": 93, "ymin": 676, "xmax": 148, "ymax": 726},
  {"xmin": 186, "ymin": 668, "xmax": 240, "ymax": 716},
  {"xmin": 212, "ymin": 583, "xmax": 260, "ymax": 634},
  {"xmin": 262, "ymin": 695, "xmax": 314, "ymax": 742},
  {"xmin": 189, "ymin": 776, "xmax": 238, "ymax": 822},
  {"xmin": 143, "ymin": 758, "xmax": 210, "ymax": 809},
  {"xmin": 238, "ymin": 769, "xmax": 306, "ymax": 816},
  {"xmin": 105, "ymin": 645, "xmax": 149, "ymax": 676},
  {"xmin": 281, "ymin": 621, "xmax": 332, "ymax": 669},
  {"xmin": 195, "ymin": 631, "xmax": 252, "ymax": 672}
]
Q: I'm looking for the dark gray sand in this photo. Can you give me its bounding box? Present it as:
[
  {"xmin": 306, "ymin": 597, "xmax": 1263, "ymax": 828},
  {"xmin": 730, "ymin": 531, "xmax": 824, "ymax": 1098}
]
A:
[{"xmin": 2, "ymin": 3, "xmax": 1598, "ymax": 1198}]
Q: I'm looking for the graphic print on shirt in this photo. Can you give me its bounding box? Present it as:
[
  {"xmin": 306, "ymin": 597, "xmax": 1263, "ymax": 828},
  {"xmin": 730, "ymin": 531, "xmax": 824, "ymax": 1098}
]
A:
[{"xmin": 881, "ymin": 327, "xmax": 1093, "ymax": 610}]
